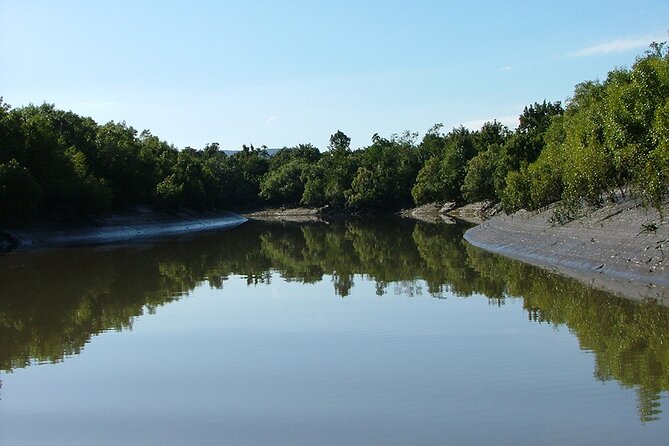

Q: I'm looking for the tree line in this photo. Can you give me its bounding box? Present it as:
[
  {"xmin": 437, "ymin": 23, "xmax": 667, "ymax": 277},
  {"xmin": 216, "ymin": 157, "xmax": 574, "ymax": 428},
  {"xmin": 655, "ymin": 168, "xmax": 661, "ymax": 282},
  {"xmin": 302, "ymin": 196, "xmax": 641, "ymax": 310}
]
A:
[{"xmin": 1, "ymin": 44, "xmax": 667, "ymax": 222}]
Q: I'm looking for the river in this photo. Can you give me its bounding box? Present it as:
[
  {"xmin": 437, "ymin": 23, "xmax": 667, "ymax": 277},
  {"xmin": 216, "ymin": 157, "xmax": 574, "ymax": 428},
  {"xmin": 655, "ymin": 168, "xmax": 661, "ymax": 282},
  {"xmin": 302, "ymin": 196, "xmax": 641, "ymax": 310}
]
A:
[{"xmin": 1, "ymin": 217, "xmax": 668, "ymax": 445}]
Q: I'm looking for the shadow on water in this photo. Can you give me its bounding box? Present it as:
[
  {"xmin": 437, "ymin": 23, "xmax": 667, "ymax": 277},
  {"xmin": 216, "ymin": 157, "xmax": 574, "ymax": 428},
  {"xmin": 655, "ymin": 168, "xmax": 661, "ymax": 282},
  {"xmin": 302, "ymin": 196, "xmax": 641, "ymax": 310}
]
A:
[{"xmin": 1, "ymin": 216, "xmax": 668, "ymax": 422}]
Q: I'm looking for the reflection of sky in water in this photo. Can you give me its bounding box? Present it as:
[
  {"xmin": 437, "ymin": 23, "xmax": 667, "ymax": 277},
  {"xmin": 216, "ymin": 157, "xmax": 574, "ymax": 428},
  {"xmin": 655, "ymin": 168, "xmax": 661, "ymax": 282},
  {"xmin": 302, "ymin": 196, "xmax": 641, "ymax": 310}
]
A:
[
  {"xmin": 1, "ymin": 275, "xmax": 667, "ymax": 445},
  {"xmin": 0, "ymin": 219, "xmax": 668, "ymax": 445}
]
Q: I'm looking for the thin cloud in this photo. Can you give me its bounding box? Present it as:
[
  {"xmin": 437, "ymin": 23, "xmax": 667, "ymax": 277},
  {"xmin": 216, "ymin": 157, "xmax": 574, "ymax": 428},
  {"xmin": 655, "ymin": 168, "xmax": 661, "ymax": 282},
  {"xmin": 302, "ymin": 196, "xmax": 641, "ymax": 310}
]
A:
[
  {"xmin": 567, "ymin": 32, "xmax": 667, "ymax": 58},
  {"xmin": 265, "ymin": 115, "xmax": 277, "ymax": 126}
]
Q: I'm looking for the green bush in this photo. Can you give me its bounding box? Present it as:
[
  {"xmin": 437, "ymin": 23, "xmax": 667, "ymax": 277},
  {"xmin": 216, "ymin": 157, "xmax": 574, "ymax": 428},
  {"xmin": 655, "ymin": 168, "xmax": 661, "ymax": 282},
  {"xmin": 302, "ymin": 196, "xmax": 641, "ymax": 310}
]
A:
[{"xmin": 260, "ymin": 159, "xmax": 308, "ymax": 204}]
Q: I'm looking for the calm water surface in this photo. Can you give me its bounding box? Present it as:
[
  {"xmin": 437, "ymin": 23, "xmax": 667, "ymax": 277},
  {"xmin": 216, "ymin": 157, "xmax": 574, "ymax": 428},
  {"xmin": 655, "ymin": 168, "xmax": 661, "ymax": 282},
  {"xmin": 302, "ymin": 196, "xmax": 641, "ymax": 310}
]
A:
[{"xmin": 1, "ymin": 217, "xmax": 668, "ymax": 445}]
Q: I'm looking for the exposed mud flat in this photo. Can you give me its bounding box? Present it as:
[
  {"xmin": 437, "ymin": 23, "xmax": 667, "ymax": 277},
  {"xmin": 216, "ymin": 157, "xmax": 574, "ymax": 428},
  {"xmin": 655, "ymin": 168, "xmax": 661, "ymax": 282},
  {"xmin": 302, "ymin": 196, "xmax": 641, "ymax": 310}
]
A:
[
  {"xmin": 399, "ymin": 203, "xmax": 456, "ymax": 224},
  {"xmin": 400, "ymin": 200, "xmax": 500, "ymax": 224},
  {"xmin": 464, "ymin": 198, "xmax": 669, "ymax": 303},
  {"xmin": 2, "ymin": 209, "xmax": 247, "ymax": 250},
  {"xmin": 447, "ymin": 200, "xmax": 502, "ymax": 224},
  {"xmin": 242, "ymin": 206, "xmax": 328, "ymax": 223}
]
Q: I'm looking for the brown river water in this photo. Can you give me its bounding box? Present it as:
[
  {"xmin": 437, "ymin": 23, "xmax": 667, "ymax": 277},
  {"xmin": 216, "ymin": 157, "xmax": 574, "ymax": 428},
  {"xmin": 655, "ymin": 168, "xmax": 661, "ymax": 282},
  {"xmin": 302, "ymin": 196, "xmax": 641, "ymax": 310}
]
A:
[{"xmin": 1, "ymin": 217, "xmax": 668, "ymax": 445}]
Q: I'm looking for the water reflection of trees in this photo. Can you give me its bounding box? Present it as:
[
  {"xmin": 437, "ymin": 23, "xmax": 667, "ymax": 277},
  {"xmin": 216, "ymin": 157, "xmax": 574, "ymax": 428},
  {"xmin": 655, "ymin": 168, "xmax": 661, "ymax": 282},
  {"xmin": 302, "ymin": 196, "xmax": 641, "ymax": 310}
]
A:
[
  {"xmin": 1, "ymin": 218, "xmax": 668, "ymax": 421},
  {"xmin": 464, "ymin": 242, "xmax": 669, "ymax": 422}
]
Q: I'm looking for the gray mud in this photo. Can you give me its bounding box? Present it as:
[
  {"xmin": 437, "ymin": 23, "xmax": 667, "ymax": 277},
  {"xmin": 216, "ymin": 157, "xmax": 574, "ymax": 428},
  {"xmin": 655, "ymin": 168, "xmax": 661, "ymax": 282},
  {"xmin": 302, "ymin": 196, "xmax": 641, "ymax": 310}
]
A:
[
  {"xmin": 243, "ymin": 206, "xmax": 328, "ymax": 223},
  {"xmin": 3, "ymin": 210, "xmax": 247, "ymax": 250},
  {"xmin": 464, "ymin": 198, "xmax": 669, "ymax": 303}
]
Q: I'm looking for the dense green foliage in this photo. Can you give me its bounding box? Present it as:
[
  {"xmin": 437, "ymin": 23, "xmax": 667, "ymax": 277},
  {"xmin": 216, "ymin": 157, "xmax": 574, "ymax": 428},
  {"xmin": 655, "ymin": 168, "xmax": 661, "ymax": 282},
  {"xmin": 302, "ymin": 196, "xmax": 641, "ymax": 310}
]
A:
[
  {"xmin": 0, "ymin": 100, "xmax": 272, "ymax": 219},
  {"xmin": 502, "ymin": 44, "xmax": 669, "ymax": 215},
  {"xmin": 1, "ymin": 44, "xmax": 667, "ymax": 221},
  {"xmin": 259, "ymin": 143, "xmax": 320, "ymax": 204}
]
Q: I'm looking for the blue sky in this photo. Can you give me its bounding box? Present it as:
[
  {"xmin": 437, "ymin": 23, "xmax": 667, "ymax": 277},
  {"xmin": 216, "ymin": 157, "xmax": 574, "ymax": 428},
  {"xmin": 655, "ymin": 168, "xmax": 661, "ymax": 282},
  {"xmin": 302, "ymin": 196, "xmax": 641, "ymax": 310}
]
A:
[{"xmin": 1, "ymin": 1, "xmax": 667, "ymax": 150}]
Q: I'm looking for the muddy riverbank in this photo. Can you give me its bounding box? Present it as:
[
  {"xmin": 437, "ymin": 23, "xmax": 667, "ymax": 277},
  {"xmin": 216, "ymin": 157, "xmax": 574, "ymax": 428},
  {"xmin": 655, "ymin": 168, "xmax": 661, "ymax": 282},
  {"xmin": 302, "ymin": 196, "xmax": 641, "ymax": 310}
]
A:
[
  {"xmin": 1, "ymin": 209, "xmax": 247, "ymax": 250},
  {"xmin": 464, "ymin": 198, "xmax": 669, "ymax": 303}
]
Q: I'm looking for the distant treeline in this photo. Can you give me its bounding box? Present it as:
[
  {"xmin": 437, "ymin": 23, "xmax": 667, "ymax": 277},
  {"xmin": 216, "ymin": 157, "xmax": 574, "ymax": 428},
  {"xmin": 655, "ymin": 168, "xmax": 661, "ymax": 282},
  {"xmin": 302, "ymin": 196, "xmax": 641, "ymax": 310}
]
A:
[{"xmin": 0, "ymin": 44, "xmax": 667, "ymax": 221}]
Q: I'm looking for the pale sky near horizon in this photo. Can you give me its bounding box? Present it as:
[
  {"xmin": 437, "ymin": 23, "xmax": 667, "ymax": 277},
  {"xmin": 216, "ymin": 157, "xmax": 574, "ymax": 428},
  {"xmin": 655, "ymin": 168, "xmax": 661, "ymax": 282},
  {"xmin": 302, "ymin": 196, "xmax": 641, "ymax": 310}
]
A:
[{"xmin": 1, "ymin": 1, "xmax": 668, "ymax": 150}]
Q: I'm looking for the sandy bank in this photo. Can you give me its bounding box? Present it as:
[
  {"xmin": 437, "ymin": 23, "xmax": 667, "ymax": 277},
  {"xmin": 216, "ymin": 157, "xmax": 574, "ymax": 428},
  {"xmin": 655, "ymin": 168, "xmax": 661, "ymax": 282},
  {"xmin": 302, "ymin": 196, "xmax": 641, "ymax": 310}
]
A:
[
  {"xmin": 1, "ymin": 209, "xmax": 247, "ymax": 250},
  {"xmin": 464, "ymin": 198, "xmax": 669, "ymax": 303}
]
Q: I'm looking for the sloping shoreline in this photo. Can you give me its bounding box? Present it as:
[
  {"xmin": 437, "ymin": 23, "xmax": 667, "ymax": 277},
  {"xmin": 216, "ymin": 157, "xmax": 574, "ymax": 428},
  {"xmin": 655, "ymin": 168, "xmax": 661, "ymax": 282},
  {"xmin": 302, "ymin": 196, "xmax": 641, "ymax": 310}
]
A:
[
  {"xmin": 464, "ymin": 199, "xmax": 669, "ymax": 303},
  {"xmin": 1, "ymin": 209, "xmax": 247, "ymax": 250}
]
